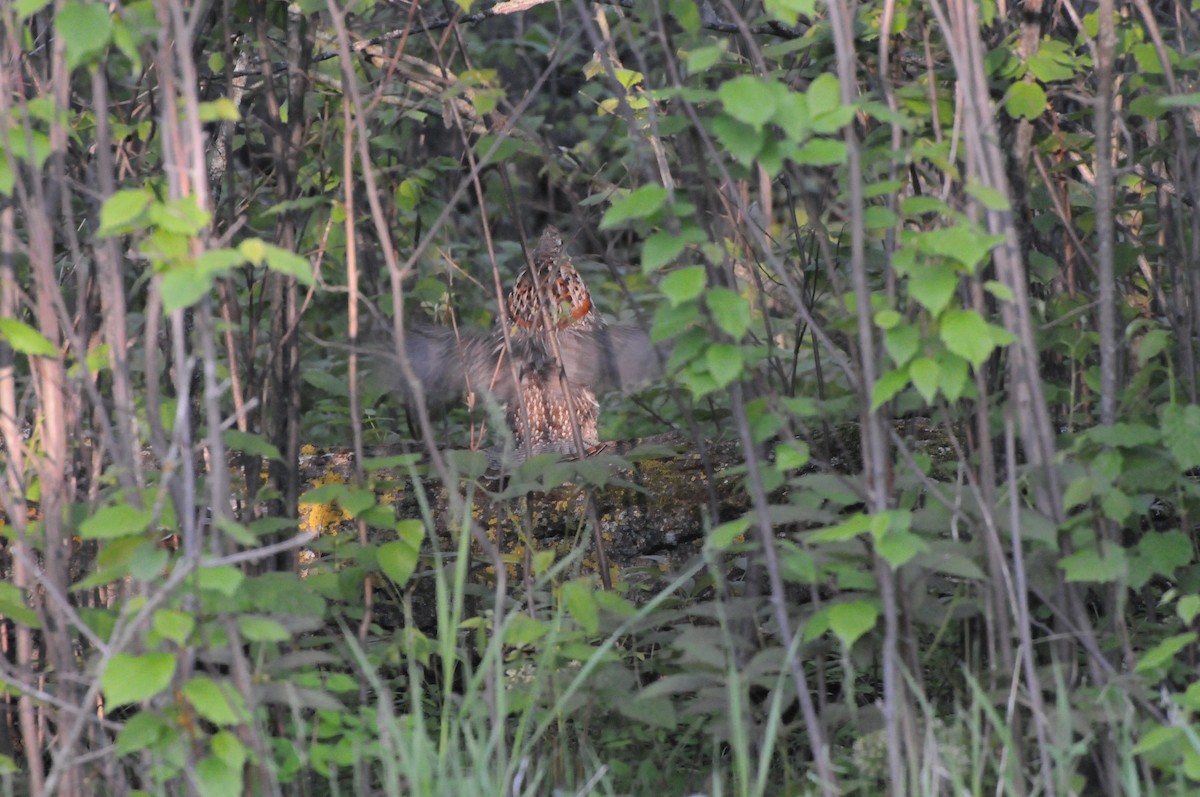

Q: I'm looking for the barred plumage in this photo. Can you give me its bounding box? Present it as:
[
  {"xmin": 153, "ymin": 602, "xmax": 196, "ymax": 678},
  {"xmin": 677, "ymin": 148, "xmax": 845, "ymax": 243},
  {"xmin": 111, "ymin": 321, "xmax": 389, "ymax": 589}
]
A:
[{"xmin": 399, "ymin": 227, "xmax": 660, "ymax": 461}]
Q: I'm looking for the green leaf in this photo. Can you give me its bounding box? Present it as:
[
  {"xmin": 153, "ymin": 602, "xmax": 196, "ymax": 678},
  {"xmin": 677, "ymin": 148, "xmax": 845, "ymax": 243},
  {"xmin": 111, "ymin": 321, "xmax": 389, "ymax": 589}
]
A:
[
  {"xmin": 863, "ymin": 206, "xmax": 898, "ymax": 230},
  {"xmin": 1135, "ymin": 633, "xmax": 1197, "ymax": 676},
  {"xmin": 1062, "ymin": 475, "xmax": 1093, "ymax": 510},
  {"xmin": 1161, "ymin": 404, "xmax": 1200, "ymax": 469},
  {"xmin": 619, "ymin": 693, "xmax": 678, "ymax": 729},
  {"xmin": 504, "ymin": 614, "xmax": 548, "ymax": 647},
  {"xmin": 941, "ymin": 309, "xmax": 994, "ymax": 368},
  {"xmin": 874, "ymin": 309, "xmax": 902, "ymax": 329},
  {"xmin": 1004, "ymin": 81, "xmax": 1047, "ymax": 120},
  {"xmin": 262, "ymin": 244, "xmax": 314, "ymax": 286},
  {"xmin": 16, "ymin": 0, "xmax": 53, "ymax": 19},
  {"xmin": 828, "ymin": 601, "xmax": 878, "ymax": 648},
  {"xmin": 562, "ymin": 579, "xmax": 599, "ymax": 635},
  {"xmin": 338, "ymin": 487, "xmax": 375, "ymax": 518},
  {"xmin": 0, "ymin": 318, "xmax": 57, "ymax": 357},
  {"xmin": 1059, "ymin": 544, "xmax": 1125, "ymax": 583},
  {"xmin": 685, "ymin": 45, "xmax": 725, "ymax": 74},
  {"xmin": 870, "ymin": 511, "xmax": 925, "ymax": 570},
  {"xmin": 97, "ymin": 188, "xmax": 152, "ymax": 235},
  {"xmin": 160, "ymin": 267, "xmax": 215, "ymax": 314},
  {"xmin": 871, "ymin": 368, "xmax": 908, "ymax": 410},
  {"xmin": 652, "ymin": 301, "xmax": 700, "ymax": 341},
  {"xmin": 1137, "ymin": 530, "xmax": 1191, "ymax": 579},
  {"xmin": 1178, "ymin": 595, "xmax": 1200, "ymax": 625},
  {"xmin": 809, "ymin": 512, "xmax": 870, "ymax": 543},
  {"xmin": 237, "ymin": 615, "xmax": 291, "ymax": 642},
  {"xmin": 152, "ymin": 609, "xmax": 195, "ymax": 645},
  {"xmin": 660, "ymin": 266, "xmax": 706, "ymax": 306},
  {"xmin": 909, "ymin": 357, "xmax": 939, "ymax": 404},
  {"xmin": 935, "ymin": 351, "xmax": 969, "ymax": 402},
  {"xmin": 56, "ymin": 1, "xmax": 113, "ymax": 70},
  {"xmin": 198, "ymin": 566, "xmax": 244, "ymax": 596},
  {"xmin": 884, "ymin": 324, "xmax": 919, "ymax": 367},
  {"xmin": 983, "ymin": 280, "xmax": 1014, "ymax": 302},
  {"xmin": 600, "ymin": 184, "xmax": 668, "ymax": 230},
  {"xmin": 115, "ymin": 712, "xmax": 168, "ymax": 756},
  {"xmin": 805, "ymin": 73, "xmax": 842, "ymax": 118},
  {"xmin": 378, "ymin": 539, "xmax": 421, "ymax": 587},
  {"xmin": 183, "ymin": 677, "xmax": 249, "ymax": 726},
  {"xmin": 775, "ymin": 441, "xmax": 809, "ymax": 470},
  {"xmin": 772, "ymin": 91, "xmax": 810, "ymax": 139},
  {"xmin": 238, "ymin": 238, "xmax": 266, "ymax": 264},
  {"xmin": 149, "ymin": 195, "xmax": 210, "ymax": 236},
  {"xmin": 705, "ymin": 288, "xmax": 751, "ymax": 339},
  {"xmin": 1136, "ymin": 328, "xmax": 1170, "ymax": 366},
  {"xmin": 780, "ymin": 543, "xmax": 816, "ymax": 583},
  {"xmin": 1132, "ymin": 724, "xmax": 1182, "ymax": 756},
  {"xmin": 1159, "ymin": 93, "xmax": 1200, "ymax": 108},
  {"xmin": 707, "ymin": 516, "xmax": 751, "ymax": 551},
  {"xmin": 764, "ymin": 0, "xmax": 815, "ymax": 25},
  {"xmin": 0, "ymin": 582, "xmax": 38, "ymax": 628},
  {"xmin": 1099, "ymin": 489, "xmax": 1131, "ymax": 523},
  {"xmin": 907, "ymin": 263, "xmax": 958, "ymax": 316},
  {"xmin": 1085, "ymin": 423, "xmax": 1161, "ymax": 448},
  {"xmin": 705, "ymin": 343, "xmax": 743, "ymax": 388},
  {"xmin": 902, "ymin": 196, "xmax": 951, "ymax": 217},
  {"xmin": 718, "ymin": 76, "xmax": 777, "ymax": 129},
  {"xmin": 196, "ymin": 98, "xmax": 240, "ymax": 122},
  {"xmin": 223, "ymin": 430, "xmax": 283, "ymax": 462},
  {"xmin": 965, "ymin": 182, "xmax": 1011, "ymax": 211},
  {"xmin": 711, "ymin": 115, "xmax": 765, "ymax": 165},
  {"xmin": 642, "ymin": 231, "xmax": 686, "ymax": 273},
  {"xmin": 1027, "ymin": 40, "xmax": 1079, "ymax": 82},
  {"xmin": 919, "ymin": 226, "xmax": 1003, "ymax": 272},
  {"xmin": 102, "ymin": 652, "xmax": 176, "ymax": 709},
  {"xmin": 195, "ymin": 755, "xmax": 243, "ymax": 797},
  {"xmin": 397, "ymin": 518, "xmax": 425, "ymax": 546},
  {"xmin": 211, "ymin": 730, "xmax": 247, "ymax": 769},
  {"xmin": 791, "ymin": 138, "xmax": 846, "ymax": 166},
  {"xmin": 80, "ymin": 503, "xmax": 153, "ymax": 540}
]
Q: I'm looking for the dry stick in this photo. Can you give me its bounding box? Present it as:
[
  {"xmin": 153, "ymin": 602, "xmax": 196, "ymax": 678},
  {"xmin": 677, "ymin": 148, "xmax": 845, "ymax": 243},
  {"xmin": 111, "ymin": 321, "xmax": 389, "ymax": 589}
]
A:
[
  {"xmin": 198, "ymin": 302, "xmax": 234, "ymax": 555},
  {"xmin": 3, "ymin": 13, "xmax": 84, "ymax": 793},
  {"xmin": 1005, "ymin": 411, "xmax": 1056, "ymax": 796},
  {"xmin": 28, "ymin": 128, "xmax": 81, "ymax": 797},
  {"xmin": 967, "ymin": 288, "xmax": 1014, "ymax": 682},
  {"xmin": 1095, "ymin": 0, "xmax": 1118, "ymax": 427},
  {"xmin": 342, "ymin": 94, "xmax": 374, "ymax": 644},
  {"xmin": 212, "ymin": 40, "xmax": 254, "ymax": 438},
  {"xmin": 1092, "ymin": 6, "xmax": 1138, "ymax": 792},
  {"xmin": 91, "ymin": 69, "xmax": 144, "ymax": 490},
  {"xmin": 825, "ymin": 0, "xmax": 905, "ymax": 792},
  {"xmin": 0, "ymin": 204, "xmax": 45, "ymax": 796}
]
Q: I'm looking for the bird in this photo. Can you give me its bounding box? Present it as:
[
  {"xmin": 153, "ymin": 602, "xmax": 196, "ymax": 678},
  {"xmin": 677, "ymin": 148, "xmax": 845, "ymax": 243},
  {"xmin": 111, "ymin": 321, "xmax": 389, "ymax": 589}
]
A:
[{"xmin": 398, "ymin": 226, "xmax": 662, "ymax": 464}]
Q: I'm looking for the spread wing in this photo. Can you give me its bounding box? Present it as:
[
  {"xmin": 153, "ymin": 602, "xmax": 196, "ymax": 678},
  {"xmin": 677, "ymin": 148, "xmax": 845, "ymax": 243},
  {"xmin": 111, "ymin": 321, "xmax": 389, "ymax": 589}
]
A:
[
  {"xmin": 556, "ymin": 325, "xmax": 667, "ymax": 392},
  {"xmin": 395, "ymin": 326, "xmax": 514, "ymax": 402},
  {"xmin": 384, "ymin": 323, "xmax": 665, "ymax": 403}
]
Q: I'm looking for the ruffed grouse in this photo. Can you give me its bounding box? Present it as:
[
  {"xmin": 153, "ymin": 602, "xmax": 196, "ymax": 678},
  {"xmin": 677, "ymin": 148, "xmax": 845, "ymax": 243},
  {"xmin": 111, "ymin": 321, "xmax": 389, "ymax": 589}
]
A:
[{"xmin": 401, "ymin": 226, "xmax": 660, "ymax": 462}]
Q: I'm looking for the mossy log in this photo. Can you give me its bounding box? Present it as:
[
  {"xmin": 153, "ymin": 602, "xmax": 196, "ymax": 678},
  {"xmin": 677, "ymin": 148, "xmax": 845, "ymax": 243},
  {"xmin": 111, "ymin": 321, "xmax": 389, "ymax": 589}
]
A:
[{"xmin": 297, "ymin": 433, "xmax": 757, "ymax": 585}]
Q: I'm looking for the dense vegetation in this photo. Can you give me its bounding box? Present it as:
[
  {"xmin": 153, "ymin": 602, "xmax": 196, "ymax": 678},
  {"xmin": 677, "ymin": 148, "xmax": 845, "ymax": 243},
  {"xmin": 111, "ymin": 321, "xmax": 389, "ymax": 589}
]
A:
[{"xmin": 1, "ymin": 0, "xmax": 1198, "ymax": 794}]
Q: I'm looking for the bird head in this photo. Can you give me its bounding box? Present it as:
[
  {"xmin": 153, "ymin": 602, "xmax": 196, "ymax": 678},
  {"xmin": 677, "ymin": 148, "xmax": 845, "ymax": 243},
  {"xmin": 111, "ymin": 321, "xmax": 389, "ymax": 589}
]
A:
[{"xmin": 506, "ymin": 226, "xmax": 595, "ymax": 331}]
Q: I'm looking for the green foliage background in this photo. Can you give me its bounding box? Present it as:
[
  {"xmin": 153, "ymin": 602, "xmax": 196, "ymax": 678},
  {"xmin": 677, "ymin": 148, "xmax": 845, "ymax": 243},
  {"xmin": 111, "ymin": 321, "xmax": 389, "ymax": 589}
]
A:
[{"xmin": 0, "ymin": 0, "xmax": 1199, "ymax": 795}]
